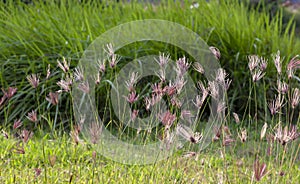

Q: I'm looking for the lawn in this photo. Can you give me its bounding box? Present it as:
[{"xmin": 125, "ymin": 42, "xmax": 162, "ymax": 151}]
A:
[{"xmin": 0, "ymin": 0, "xmax": 299, "ymax": 183}]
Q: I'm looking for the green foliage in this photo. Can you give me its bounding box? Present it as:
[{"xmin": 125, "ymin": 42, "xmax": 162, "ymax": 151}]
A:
[
  {"xmin": 0, "ymin": 1, "xmax": 299, "ymax": 182},
  {"xmin": 0, "ymin": 131, "xmax": 299, "ymax": 183},
  {"xmin": 0, "ymin": 0, "xmax": 299, "ymax": 127}
]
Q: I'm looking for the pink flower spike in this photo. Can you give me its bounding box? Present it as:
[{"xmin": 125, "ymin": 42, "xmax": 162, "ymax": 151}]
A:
[
  {"xmin": 13, "ymin": 119, "xmax": 23, "ymax": 129},
  {"xmin": 155, "ymin": 52, "xmax": 170, "ymax": 68},
  {"xmin": 131, "ymin": 109, "xmax": 139, "ymax": 121},
  {"xmin": 272, "ymin": 50, "xmax": 282, "ymax": 75},
  {"xmin": 6, "ymin": 87, "xmax": 17, "ymax": 98},
  {"xmin": 78, "ymin": 81, "xmax": 90, "ymax": 94},
  {"xmin": 291, "ymin": 88, "xmax": 299, "ymax": 109},
  {"xmin": 105, "ymin": 43, "xmax": 114, "ymax": 57},
  {"xmin": 176, "ymin": 56, "xmax": 190, "ymax": 78},
  {"xmin": 57, "ymin": 57, "xmax": 69, "ymax": 73},
  {"xmin": 57, "ymin": 78, "xmax": 72, "ymax": 92},
  {"xmin": 125, "ymin": 72, "xmax": 140, "ymax": 92},
  {"xmin": 287, "ymin": 55, "xmax": 300, "ymax": 70},
  {"xmin": 159, "ymin": 111, "xmax": 176, "ymax": 128},
  {"xmin": 253, "ymin": 159, "xmax": 268, "ymax": 181},
  {"xmin": 193, "ymin": 62, "xmax": 204, "ymax": 74},
  {"xmin": 277, "ymin": 80, "xmax": 288, "ymax": 94},
  {"xmin": 260, "ymin": 58, "xmax": 268, "ymax": 71},
  {"xmin": 252, "ymin": 69, "xmax": 265, "ymax": 82},
  {"xmin": 27, "ymin": 110, "xmax": 38, "ymax": 123},
  {"xmin": 287, "ymin": 55, "xmax": 300, "ymax": 79},
  {"xmin": 151, "ymin": 83, "xmax": 164, "ymax": 96},
  {"xmin": 46, "ymin": 92, "xmax": 59, "ymax": 105},
  {"xmin": 209, "ymin": 46, "xmax": 221, "ymax": 60},
  {"xmin": 248, "ymin": 55, "xmax": 260, "ymax": 72},
  {"xmin": 26, "ymin": 74, "xmax": 40, "ymax": 89},
  {"xmin": 97, "ymin": 59, "xmax": 106, "ymax": 73},
  {"xmin": 46, "ymin": 64, "xmax": 51, "ymax": 79},
  {"xmin": 21, "ymin": 129, "xmax": 33, "ymax": 143},
  {"xmin": 126, "ymin": 91, "xmax": 139, "ymax": 104}
]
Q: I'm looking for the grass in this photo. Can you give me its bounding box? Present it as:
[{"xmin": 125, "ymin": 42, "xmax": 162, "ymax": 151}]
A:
[
  {"xmin": 0, "ymin": 0, "xmax": 300, "ymax": 124},
  {"xmin": 0, "ymin": 135, "xmax": 299, "ymax": 183},
  {"xmin": 0, "ymin": 0, "xmax": 299, "ymax": 183}
]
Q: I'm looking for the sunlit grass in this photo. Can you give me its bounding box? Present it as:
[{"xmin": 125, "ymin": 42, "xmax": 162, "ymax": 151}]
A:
[
  {"xmin": 0, "ymin": 0, "xmax": 299, "ymax": 124},
  {"xmin": 0, "ymin": 1, "xmax": 299, "ymax": 183},
  {"xmin": 0, "ymin": 134, "xmax": 299, "ymax": 183}
]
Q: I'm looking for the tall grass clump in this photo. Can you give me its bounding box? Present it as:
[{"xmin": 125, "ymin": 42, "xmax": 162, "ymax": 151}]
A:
[
  {"xmin": 0, "ymin": 1, "xmax": 299, "ymax": 183},
  {"xmin": 0, "ymin": 41, "xmax": 299, "ymax": 183},
  {"xmin": 0, "ymin": 0, "xmax": 299, "ymax": 128}
]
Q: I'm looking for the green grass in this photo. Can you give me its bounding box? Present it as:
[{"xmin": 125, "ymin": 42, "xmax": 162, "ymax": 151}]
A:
[
  {"xmin": 0, "ymin": 0, "xmax": 300, "ymax": 124},
  {"xmin": 0, "ymin": 0, "xmax": 300, "ymax": 183},
  {"xmin": 0, "ymin": 134, "xmax": 299, "ymax": 183}
]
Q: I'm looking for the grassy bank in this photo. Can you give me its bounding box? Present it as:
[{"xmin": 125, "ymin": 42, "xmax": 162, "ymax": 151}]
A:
[
  {"xmin": 0, "ymin": 1, "xmax": 299, "ymax": 183},
  {"xmin": 0, "ymin": 0, "xmax": 299, "ymax": 124}
]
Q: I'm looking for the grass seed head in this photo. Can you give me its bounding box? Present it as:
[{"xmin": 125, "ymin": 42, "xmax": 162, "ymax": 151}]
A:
[
  {"xmin": 21, "ymin": 129, "xmax": 33, "ymax": 143},
  {"xmin": 46, "ymin": 92, "xmax": 59, "ymax": 105},
  {"xmin": 253, "ymin": 159, "xmax": 267, "ymax": 181},
  {"xmin": 78, "ymin": 81, "xmax": 90, "ymax": 94},
  {"xmin": 277, "ymin": 80, "xmax": 288, "ymax": 94},
  {"xmin": 13, "ymin": 119, "xmax": 23, "ymax": 129},
  {"xmin": 287, "ymin": 55, "xmax": 300, "ymax": 79},
  {"xmin": 272, "ymin": 50, "xmax": 283, "ymax": 75},
  {"xmin": 27, "ymin": 110, "xmax": 38, "ymax": 123},
  {"xmin": 126, "ymin": 91, "xmax": 139, "ymax": 104},
  {"xmin": 248, "ymin": 55, "xmax": 260, "ymax": 72},
  {"xmin": 26, "ymin": 74, "xmax": 40, "ymax": 89},
  {"xmin": 159, "ymin": 110, "xmax": 176, "ymax": 128},
  {"xmin": 209, "ymin": 46, "xmax": 221, "ymax": 60},
  {"xmin": 252, "ymin": 69, "xmax": 265, "ymax": 82},
  {"xmin": 89, "ymin": 122, "xmax": 102, "ymax": 145},
  {"xmin": 232, "ymin": 112, "xmax": 240, "ymax": 124},
  {"xmin": 260, "ymin": 122, "xmax": 268, "ymax": 140},
  {"xmin": 193, "ymin": 62, "xmax": 204, "ymax": 74},
  {"xmin": 74, "ymin": 67, "xmax": 84, "ymax": 82},
  {"xmin": 125, "ymin": 72, "xmax": 140, "ymax": 92},
  {"xmin": 156, "ymin": 52, "xmax": 170, "ymax": 68},
  {"xmin": 291, "ymin": 88, "xmax": 300, "ymax": 109},
  {"xmin": 238, "ymin": 129, "xmax": 247, "ymax": 143},
  {"xmin": 46, "ymin": 64, "xmax": 51, "ymax": 79},
  {"xmin": 57, "ymin": 57, "xmax": 69, "ymax": 73},
  {"xmin": 175, "ymin": 56, "xmax": 190, "ymax": 78}
]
